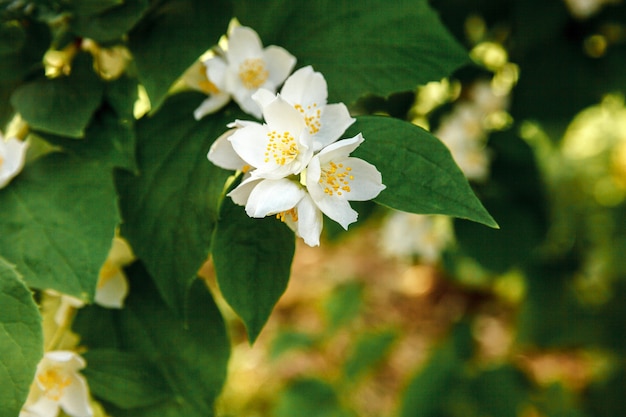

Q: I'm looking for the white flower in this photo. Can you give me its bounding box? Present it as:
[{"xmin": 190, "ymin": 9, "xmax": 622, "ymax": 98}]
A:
[
  {"xmin": 94, "ymin": 236, "xmax": 134, "ymax": 309},
  {"xmin": 228, "ymin": 176, "xmax": 324, "ymax": 246},
  {"xmin": 381, "ymin": 213, "xmax": 453, "ymax": 263},
  {"xmin": 186, "ymin": 58, "xmax": 231, "ymax": 120},
  {"xmin": 253, "ymin": 66, "xmax": 355, "ymax": 150},
  {"xmin": 227, "ymin": 94, "xmax": 314, "ymax": 179},
  {"xmin": 201, "ymin": 25, "xmax": 296, "ymax": 119},
  {"xmin": 22, "ymin": 351, "xmax": 93, "ymax": 417},
  {"xmin": 306, "ymin": 133, "xmax": 385, "ymax": 229},
  {"xmin": 0, "ymin": 133, "xmax": 28, "ymax": 189}
]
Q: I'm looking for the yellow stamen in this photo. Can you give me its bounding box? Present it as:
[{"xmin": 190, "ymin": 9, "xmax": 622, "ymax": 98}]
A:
[
  {"xmin": 319, "ymin": 161, "xmax": 353, "ymax": 197},
  {"xmin": 277, "ymin": 207, "xmax": 298, "ymax": 223},
  {"xmin": 265, "ymin": 130, "xmax": 298, "ymax": 165},
  {"xmin": 38, "ymin": 368, "xmax": 72, "ymax": 401},
  {"xmin": 239, "ymin": 58, "xmax": 269, "ymax": 89},
  {"xmin": 294, "ymin": 103, "xmax": 322, "ymax": 134}
]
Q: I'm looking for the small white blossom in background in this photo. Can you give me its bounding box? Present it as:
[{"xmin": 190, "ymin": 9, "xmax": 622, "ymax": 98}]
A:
[
  {"xmin": 563, "ymin": 0, "xmax": 622, "ymax": 19},
  {"xmin": 208, "ymin": 67, "xmax": 385, "ymax": 246},
  {"xmin": 380, "ymin": 213, "xmax": 453, "ymax": 263},
  {"xmin": 0, "ymin": 132, "xmax": 28, "ymax": 189},
  {"xmin": 21, "ymin": 351, "xmax": 93, "ymax": 417},
  {"xmin": 434, "ymin": 80, "xmax": 509, "ymax": 183},
  {"xmin": 193, "ymin": 25, "xmax": 296, "ymax": 120}
]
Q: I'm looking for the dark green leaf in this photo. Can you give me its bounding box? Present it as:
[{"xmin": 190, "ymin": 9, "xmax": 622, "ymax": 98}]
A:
[
  {"xmin": 115, "ymin": 92, "xmax": 234, "ymax": 317},
  {"xmin": 343, "ymin": 330, "xmax": 396, "ymax": 382},
  {"xmin": 11, "ymin": 53, "xmax": 104, "ymax": 138},
  {"xmin": 0, "ymin": 20, "xmax": 49, "ymax": 82},
  {"xmin": 324, "ymin": 281, "xmax": 364, "ymax": 332},
  {"xmin": 273, "ymin": 378, "xmax": 352, "ymax": 417},
  {"xmin": 112, "ymin": 264, "xmax": 230, "ymax": 416},
  {"xmin": 40, "ymin": 105, "xmax": 137, "ymax": 172},
  {"xmin": 0, "ymin": 258, "xmax": 43, "ymax": 417},
  {"xmin": 235, "ymin": 0, "xmax": 469, "ymax": 104},
  {"xmin": 0, "ymin": 152, "xmax": 119, "ymax": 300},
  {"xmin": 128, "ymin": 0, "xmax": 232, "ymax": 110},
  {"xmin": 470, "ymin": 366, "xmax": 531, "ymax": 417},
  {"xmin": 70, "ymin": 0, "xmax": 124, "ymax": 16},
  {"xmin": 83, "ymin": 349, "xmax": 173, "ymax": 409},
  {"xmin": 0, "ymin": 20, "xmax": 26, "ymax": 54},
  {"xmin": 349, "ymin": 116, "xmax": 497, "ymax": 227},
  {"xmin": 71, "ymin": 0, "xmax": 149, "ymax": 42},
  {"xmin": 212, "ymin": 196, "xmax": 295, "ymax": 343}
]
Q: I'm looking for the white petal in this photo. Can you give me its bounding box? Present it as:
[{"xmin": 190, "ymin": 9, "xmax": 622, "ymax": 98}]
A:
[
  {"xmin": 226, "ymin": 26, "xmax": 264, "ymax": 65},
  {"xmin": 315, "ymin": 195, "xmax": 358, "ymax": 230},
  {"xmin": 95, "ymin": 270, "xmax": 128, "ymax": 309},
  {"xmin": 263, "ymin": 45, "xmax": 297, "ymax": 87},
  {"xmin": 280, "ymin": 66, "xmax": 327, "ymax": 107},
  {"xmin": 0, "ymin": 137, "xmax": 28, "ymax": 189},
  {"xmin": 317, "ymin": 134, "xmax": 364, "ymax": 164},
  {"xmin": 205, "ymin": 57, "xmax": 228, "ymax": 91},
  {"xmin": 245, "ymin": 178, "xmax": 305, "ymax": 218},
  {"xmin": 336, "ymin": 157, "xmax": 386, "ymax": 201},
  {"xmin": 228, "ymin": 176, "xmax": 262, "ymax": 206},
  {"xmin": 43, "ymin": 351, "xmax": 86, "ymax": 371},
  {"xmin": 232, "ymin": 88, "xmax": 264, "ymax": 119},
  {"xmin": 24, "ymin": 396, "xmax": 61, "ymax": 417},
  {"xmin": 208, "ymin": 129, "xmax": 248, "ymax": 171},
  {"xmin": 313, "ymin": 103, "xmax": 355, "ymax": 151},
  {"xmin": 228, "ymin": 122, "xmax": 270, "ymax": 169},
  {"xmin": 59, "ymin": 373, "xmax": 93, "ymax": 417},
  {"xmin": 108, "ymin": 237, "xmax": 134, "ymax": 266},
  {"xmin": 252, "ymin": 88, "xmax": 277, "ymax": 109},
  {"xmin": 293, "ymin": 194, "xmax": 323, "ymax": 246},
  {"xmin": 262, "ymin": 95, "xmax": 306, "ymax": 134},
  {"xmin": 193, "ymin": 92, "xmax": 231, "ymax": 120}
]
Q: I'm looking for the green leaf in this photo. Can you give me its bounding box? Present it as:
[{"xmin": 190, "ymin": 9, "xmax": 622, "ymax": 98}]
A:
[
  {"xmin": 234, "ymin": 0, "xmax": 469, "ymax": 104},
  {"xmin": 343, "ymin": 330, "xmax": 396, "ymax": 382},
  {"xmin": 83, "ymin": 349, "xmax": 173, "ymax": 409},
  {"xmin": 40, "ymin": 105, "xmax": 137, "ymax": 172},
  {"xmin": 11, "ymin": 53, "xmax": 104, "ymax": 138},
  {"xmin": 273, "ymin": 378, "xmax": 353, "ymax": 417},
  {"xmin": 0, "ymin": 258, "xmax": 43, "ymax": 417},
  {"xmin": 128, "ymin": 0, "xmax": 232, "ymax": 110},
  {"xmin": 115, "ymin": 92, "xmax": 234, "ymax": 317},
  {"xmin": 71, "ymin": 0, "xmax": 149, "ymax": 42},
  {"xmin": 0, "ymin": 152, "xmax": 119, "ymax": 300},
  {"xmin": 270, "ymin": 331, "xmax": 317, "ymax": 360},
  {"xmin": 470, "ymin": 366, "xmax": 531, "ymax": 417},
  {"xmin": 111, "ymin": 263, "xmax": 230, "ymax": 416},
  {"xmin": 349, "ymin": 116, "xmax": 497, "ymax": 227},
  {"xmin": 212, "ymin": 196, "xmax": 295, "ymax": 343},
  {"xmin": 70, "ymin": 0, "xmax": 124, "ymax": 16},
  {"xmin": 398, "ymin": 334, "xmax": 461, "ymax": 417},
  {"xmin": 324, "ymin": 281, "xmax": 364, "ymax": 332},
  {"xmin": 0, "ymin": 19, "xmax": 50, "ymax": 82}
]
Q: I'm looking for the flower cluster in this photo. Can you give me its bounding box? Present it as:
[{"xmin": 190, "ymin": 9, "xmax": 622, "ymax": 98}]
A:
[{"xmin": 207, "ymin": 60, "xmax": 385, "ymax": 246}]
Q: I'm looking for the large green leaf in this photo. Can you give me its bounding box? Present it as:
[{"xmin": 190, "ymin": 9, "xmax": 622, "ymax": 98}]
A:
[
  {"xmin": 0, "ymin": 19, "xmax": 49, "ymax": 82},
  {"xmin": 70, "ymin": 0, "xmax": 149, "ymax": 42},
  {"xmin": 115, "ymin": 92, "xmax": 235, "ymax": 317},
  {"xmin": 111, "ymin": 263, "xmax": 230, "ymax": 416},
  {"xmin": 0, "ymin": 258, "xmax": 42, "ymax": 417},
  {"xmin": 349, "ymin": 116, "xmax": 497, "ymax": 227},
  {"xmin": 0, "ymin": 152, "xmax": 119, "ymax": 300},
  {"xmin": 128, "ymin": 0, "xmax": 232, "ymax": 110},
  {"xmin": 234, "ymin": 0, "xmax": 469, "ymax": 104},
  {"xmin": 11, "ymin": 53, "xmax": 104, "ymax": 138},
  {"xmin": 82, "ymin": 349, "xmax": 173, "ymax": 409},
  {"xmin": 212, "ymin": 196, "xmax": 295, "ymax": 343}
]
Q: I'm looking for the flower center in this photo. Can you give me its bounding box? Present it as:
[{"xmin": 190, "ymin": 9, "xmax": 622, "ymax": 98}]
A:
[
  {"xmin": 239, "ymin": 58, "xmax": 269, "ymax": 89},
  {"xmin": 276, "ymin": 207, "xmax": 298, "ymax": 223},
  {"xmin": 197, "ymin": 65, "xmax": 221, "ymax": 95},
  {"xmin": 265, "ymin": 130, "xmax": 298, "ymax": 165},
  {"xmin": 319, "ymin": 161, "xmax": 353, "ymax": 196},
  {"xmin": 37, "ymin": 367, "xmax": 71, "ymax": 402},
  {"xmin": 294, "ymin": 103, "xmax": 322, "ymax": 134},
  {"xmin": 0, "ymin": 155, "xmax": 4, "ymax": 168}
]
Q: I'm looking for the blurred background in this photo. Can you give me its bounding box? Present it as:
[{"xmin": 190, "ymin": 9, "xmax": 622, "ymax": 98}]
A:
[{"xmin": 200, "ymin": 0, "xmax": 626, "ymax": 415}]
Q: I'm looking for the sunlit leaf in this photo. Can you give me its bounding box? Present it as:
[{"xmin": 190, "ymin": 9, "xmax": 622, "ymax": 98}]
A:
[
  {"xmin": 349, "ymin": 116, "xmax": 497, "ymax": 227},
  {"xmin": 0, "ymin": 153, "xmax": 118, "ymax": 300},
  {"xmin": 0, "ymin": 258, "xmax": 42, "ymax": 417}
]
